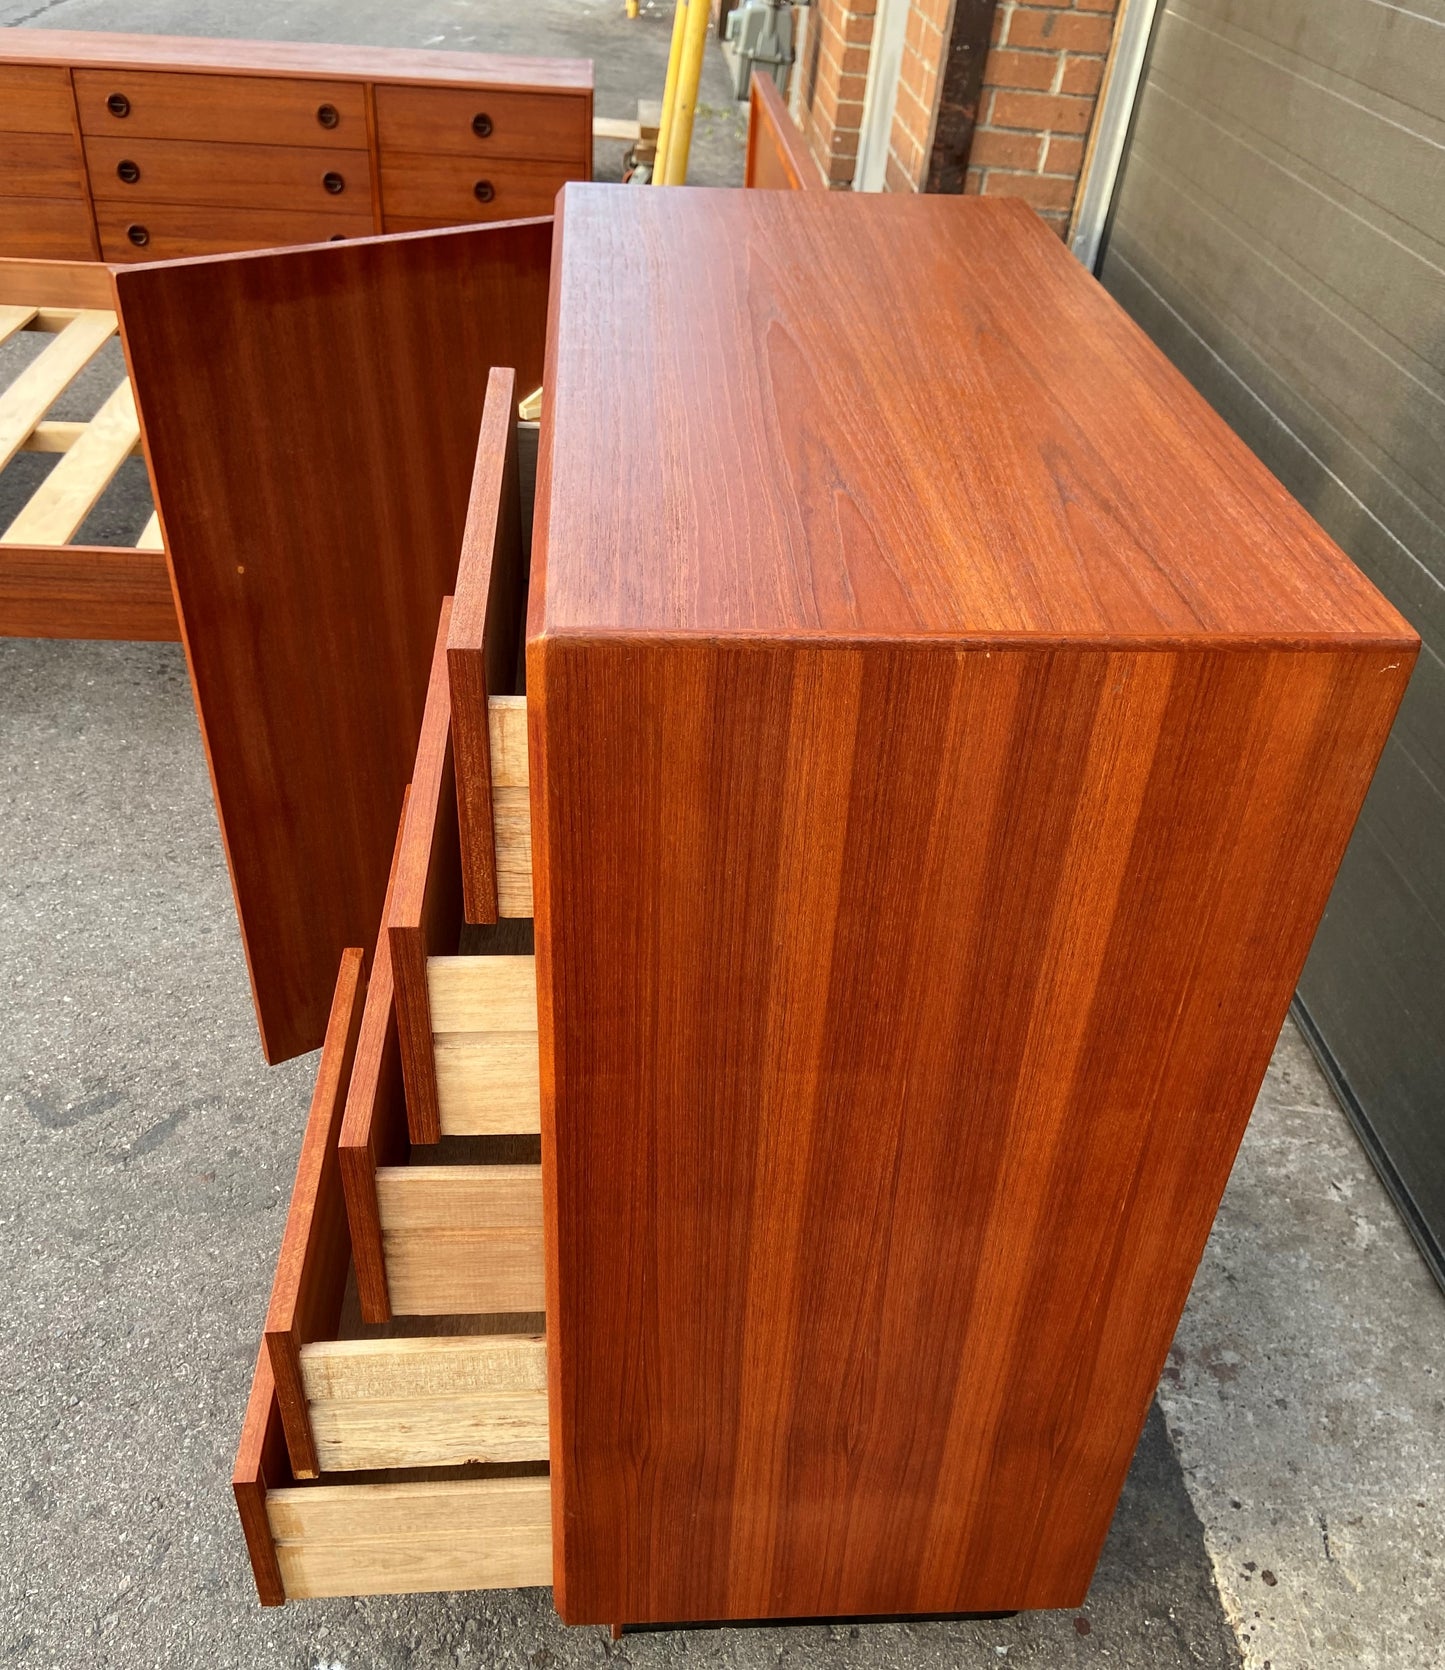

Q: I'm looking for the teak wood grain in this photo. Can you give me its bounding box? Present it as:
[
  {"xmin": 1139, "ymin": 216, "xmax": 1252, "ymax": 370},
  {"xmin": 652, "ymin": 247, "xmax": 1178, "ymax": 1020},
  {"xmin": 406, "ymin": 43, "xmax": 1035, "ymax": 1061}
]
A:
[
  {"xmin": 2, "ymin": 30, "xmax": 592, "ymax": 92},
  {"xmin": 448, "ymin": 367, "xmax": 526, "ymax": 924},
  {"xmin": 115, "ymin": 217, "xmax": 551, "ymax": 1062},
  {"xmin": 744, "ymin": 74, "xmax": 822, "ymax": 191},
  {"xmin": 233, "ymin": 1346, "xmax": 291, "ymax": 1607},
  {"xmin": 263, "ymin": 947, "xmax": 368, "ymax": 1480},
  {"xmin": 528, "ymin": 188, "xmax": 1417, "ymax": 1623},
  {"xmin": 338, "ymin": 788, "xmax": 413, "ymax": 1327},
  {"xmin": 388, "ymin": 600, "xmax": 463, "ymax": 1146}
]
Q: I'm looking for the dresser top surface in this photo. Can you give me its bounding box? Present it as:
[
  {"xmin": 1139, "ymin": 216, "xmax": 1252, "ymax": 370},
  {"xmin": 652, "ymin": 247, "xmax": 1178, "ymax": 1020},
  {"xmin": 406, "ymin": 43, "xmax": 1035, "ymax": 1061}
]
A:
[
  {"xmin": 0, "ymin": 28, "xmax": 593, "ymax": 92},
  {"xmin": 533, "ymin": 186, "xmax": 1412, "ymax": 648}
]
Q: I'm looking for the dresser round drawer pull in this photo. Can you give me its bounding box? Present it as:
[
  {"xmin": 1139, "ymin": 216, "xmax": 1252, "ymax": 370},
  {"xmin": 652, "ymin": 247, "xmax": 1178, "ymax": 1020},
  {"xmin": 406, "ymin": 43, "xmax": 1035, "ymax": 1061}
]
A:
[
  {"xmin": 471, "ymin": 112, "xmax": 493, "ymax": 138},
  {"xmin": 107, "ymin": 92, "xmax": 131, "ymax": 118},
  {"xmin": 316, "ymin": 102, "xmax": 340, "ymax": 129},
  {"xmin": 116, "ymin": 159, "xmax": 141, "ymax": 185},
  {"xmin": 126, "ymin": 223, "xmax": 149, "ymax": 247},
  {"xmin": 322, "ymin": 171, "xmax": 346, "ymax": 195},
  {"xmin": 328, "ymin": 233, "xmax": 347, "ymax": 242},
  {"xmin": 473, "ymin": 179, "xmax": 495, "ymax": 204}
]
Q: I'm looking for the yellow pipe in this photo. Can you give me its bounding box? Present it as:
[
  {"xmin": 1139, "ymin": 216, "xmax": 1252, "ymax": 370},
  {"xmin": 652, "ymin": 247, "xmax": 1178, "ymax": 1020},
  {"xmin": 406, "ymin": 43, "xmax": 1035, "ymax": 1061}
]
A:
[
  {"xmin": 626, "ymin": 0, "xmax": 639, "ymax": 16},
  {"xmin": 653, "ymin": 0, "xmax": 688, "ymax": 184},
  {"xmin": 661, "ymin": 0, "xmax": 712, "ymax": 184}
]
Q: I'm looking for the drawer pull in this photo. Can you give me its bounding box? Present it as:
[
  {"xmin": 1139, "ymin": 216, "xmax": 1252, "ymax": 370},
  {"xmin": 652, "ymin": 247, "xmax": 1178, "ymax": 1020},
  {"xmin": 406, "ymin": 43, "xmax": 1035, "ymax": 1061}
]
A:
[
  {"xmin": 316, "ymin": 102, "xmax": 340, "ymax": 129},
  {"xmin": 116, "ymin": 158, "xmax": 141, "ymax": 184},
  {"xmin": 106, "ymin": 91, "xmax": 131, "ymax": 118},
  {"xmin": 473, "ymin": 179, "xmax": 495, "ymax": 204},
  {"xmin": 328, "ymin": 233, "xmax": 347, "ymax": 242},
  {"xmin": 322, "ymin": 171, "xmax": 346, "ymax": 195},
  {"xmin": 126, "ymin": 223, "xmax": 149, "ymax": 247},
  {"xmin": 471, "ymin": 112, "xmax": 493, "ymax": 138}
]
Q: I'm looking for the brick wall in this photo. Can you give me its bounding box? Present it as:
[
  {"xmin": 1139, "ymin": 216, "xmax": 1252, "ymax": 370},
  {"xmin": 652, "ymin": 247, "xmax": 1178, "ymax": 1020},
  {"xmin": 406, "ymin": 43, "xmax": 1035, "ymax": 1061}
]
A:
[
  {"xmin": 796, "ymin": 0, "xmax": 1121, "ymax": 236},
  {"xmin": 797, "ymin": 0, "xmax": 876, "ymax": 188},
  {"xmin": 959, "ymin": 0, "xmax": 1120, "ymax": 234}
]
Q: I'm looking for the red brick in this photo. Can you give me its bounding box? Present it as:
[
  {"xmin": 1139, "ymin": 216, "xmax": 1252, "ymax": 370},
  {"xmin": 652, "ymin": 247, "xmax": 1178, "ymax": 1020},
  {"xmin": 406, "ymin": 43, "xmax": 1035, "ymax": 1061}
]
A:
[
  {"xmin": 1059, "ymin": 54, "xmax": 1105, "ymax": 95},
  {"xmin": 1043, "ymin": 133, "xmax": 1085, "ymax": 174},
  {"xmin": 979, "ymin": 169, "xmax": 1077, "ymax": 210},
  {"xmin": 899, "ymin": 47, "xmax": 941, "ymax": 107},
  {"xmin": 989, "ymin": 90, "xmax": 1094, "ymax": 132},
  {"xmin": 964, "ymin": 162, "xmax": 985, "ymax": 194},
  {"xmin": 913, "ymin": 0, "xmax": 954, "ymax": 31},
  {"xmin": 892, "ymin": 79, "xmax": 932, "ymax": 147},
  {"xmin": 985, "ymin": 48, "xmax": 1060, "ymax": 91},
  {"xmin": 968, "ymin": 127, "xmax": 1046, "ymax": 170},
  {"xmin": 904, "ymin": 3, "xmax": 943, "ymax": 60},
  {"xmin": 1006, "ymin": 7, "xmax": 1117, "ymax": 52},
  {"xmin": 840, "ymin": 12, "xmax": 875, "ymax": 44},
  {"xmin": 884, "ymin": 149, "xmax": 915, "ymax": 193},
  {"xmin": 1074, "ymin": 0, "xmax": 1119, "ymax": 11}
]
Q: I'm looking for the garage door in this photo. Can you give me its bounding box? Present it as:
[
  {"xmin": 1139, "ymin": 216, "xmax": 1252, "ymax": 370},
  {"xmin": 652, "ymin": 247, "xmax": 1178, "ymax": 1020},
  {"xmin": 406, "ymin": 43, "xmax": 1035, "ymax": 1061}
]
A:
[{"xmin": 1096, "ymin": 0, "xmax": 1445, "ymax": 1283}]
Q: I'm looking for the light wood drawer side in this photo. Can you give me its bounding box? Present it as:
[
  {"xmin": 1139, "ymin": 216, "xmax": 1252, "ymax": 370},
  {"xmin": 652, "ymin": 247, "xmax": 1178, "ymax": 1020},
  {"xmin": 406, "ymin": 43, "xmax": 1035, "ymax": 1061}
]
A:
[
  {"xmin": 267, "ymin": 1475, "xmax": 553, "ymax": 1598},
  {"xmin": 299, "ymin": 1333, "xmax": 549, "ymax": 1472}
]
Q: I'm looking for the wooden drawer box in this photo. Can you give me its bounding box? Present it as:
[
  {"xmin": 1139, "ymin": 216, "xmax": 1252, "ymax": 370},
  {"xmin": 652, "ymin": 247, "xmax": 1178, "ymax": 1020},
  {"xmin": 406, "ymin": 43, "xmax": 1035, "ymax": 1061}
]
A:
[
  {"xmin": 374, "ymin": 83, "xmax": 590, "ymax": 162},
  {"xmin": 85, "ymin": 135, "xmax": 370, "ymax": 212},
  {"xmin": 73, "ymin": 67, "xmax": 367, "ymax": 146}
]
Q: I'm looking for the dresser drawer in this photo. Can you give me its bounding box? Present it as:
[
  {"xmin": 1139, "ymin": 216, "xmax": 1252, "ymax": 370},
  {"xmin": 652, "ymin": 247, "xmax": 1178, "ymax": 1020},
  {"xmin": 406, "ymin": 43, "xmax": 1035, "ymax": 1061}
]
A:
[
  {"xmin": 237, "ymin": 1350, "xmax": 552, "ymax": 1604},
  {"xmin": 0, "ymin": 130, "xmax": 84, "ymax": 198},
  {"xmin": 73, "ymin": 67, "xmax": 367, "ymax": 147},
  {"xmin": 85, "ymin": 134, "xmax": 371, "ymax": 212},
  {"xmin": 381, "ymin": 154, "xmax": 574, "ymax": 227},
  {"xmin": 0, "ymin": 63, "xmax": 77, "ymax": 133},
  {"xmin": 95, "ymin": 199, "xmax": 373, "ymax": 260},
  {"xmin": 0, "ymin": 196, "xmax": 96, "ymax": 259},
  {"xmin": 375, "ymin": 83, "xmax": 588, "ymax": 162}
]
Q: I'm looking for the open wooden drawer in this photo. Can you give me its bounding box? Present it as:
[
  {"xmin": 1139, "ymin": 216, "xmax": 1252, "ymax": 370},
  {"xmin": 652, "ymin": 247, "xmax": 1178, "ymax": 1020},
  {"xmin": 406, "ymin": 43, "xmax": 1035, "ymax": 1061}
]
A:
[{"xmin": 235, "ymin": 366, "xmax": 550, "ymax": 1604}]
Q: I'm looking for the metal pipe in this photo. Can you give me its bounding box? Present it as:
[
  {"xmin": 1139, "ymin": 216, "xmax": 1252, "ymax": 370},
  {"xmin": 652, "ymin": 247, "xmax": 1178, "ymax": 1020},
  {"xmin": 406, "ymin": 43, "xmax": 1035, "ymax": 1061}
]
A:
[
  {"xmin": 660, "ymin": 0, "xmax": 713, "ymax": 184},
  {"xmin": 653, "ymin": 0, "xmax": 689, "ymax": 185}
]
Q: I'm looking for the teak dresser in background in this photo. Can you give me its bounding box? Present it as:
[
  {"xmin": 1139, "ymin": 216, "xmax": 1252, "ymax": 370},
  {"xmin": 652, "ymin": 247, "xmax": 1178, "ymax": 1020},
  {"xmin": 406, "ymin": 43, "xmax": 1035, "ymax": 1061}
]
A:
[
  {"xmin": 105, "ymin": 189, "xmax": 1415, "ymax": 1625},
  {"xmin": 0, "ymin": 31, "xmax": 591, "ymax": 260}
]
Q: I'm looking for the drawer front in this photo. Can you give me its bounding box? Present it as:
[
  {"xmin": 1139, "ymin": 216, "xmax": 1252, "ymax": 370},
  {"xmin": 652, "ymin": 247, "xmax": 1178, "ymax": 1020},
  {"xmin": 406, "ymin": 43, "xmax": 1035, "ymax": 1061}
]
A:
[
  {"xmin": 0, "ymin": 64, "xmax": 77, "ymax": 134},
  {"xmin": 0, "ymin": 130, "xmax": 84, "ymax": 198},
  {"xmin": 0, "ymin": 196, "xmax": 96, "ymax": 260},
  {"xmin": 375, "ymin": 83, "xmax": 588, "ymax": 162},
  {"xmin": 381, "ymin": 154, "xmax": 575, "ymax": 227},
  {"xmin": 86, "ymin": 135, "xmax": 372, "ymax": 212},
  {"xmin": 73, "ymin": 68, "xmax": 367, "ymax": 147},
  {"xmin": 96, "ymin": 199, "xmax": 373, "ymax": 261}
]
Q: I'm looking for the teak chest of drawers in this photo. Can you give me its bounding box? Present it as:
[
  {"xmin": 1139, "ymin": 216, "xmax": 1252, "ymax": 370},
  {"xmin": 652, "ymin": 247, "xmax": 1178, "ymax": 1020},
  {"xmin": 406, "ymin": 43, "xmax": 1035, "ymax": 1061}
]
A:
[
  {"xmin": 107, "ymin": 190, "xmax": 1416, "ymax": 1626},
  {"xmin": 0, "ymin": 31, "xmax": 591, "ymax": 260}
]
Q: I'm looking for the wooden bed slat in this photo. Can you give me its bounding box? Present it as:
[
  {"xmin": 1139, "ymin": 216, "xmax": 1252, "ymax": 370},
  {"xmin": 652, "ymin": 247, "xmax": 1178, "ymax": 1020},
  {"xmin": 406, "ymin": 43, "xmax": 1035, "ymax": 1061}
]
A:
[
  {"xmin": 2, "ymin": 379, "xmax": 138, "ymax": 545},
  {"xmin": 0, "ymin": 304, "xmax": 38, "ymax": 346},
  {"xmin": 0, "ymin": 309, "xmax": 116, "ymax": 472},
  {"xmin": 136, "ymin": 509, "xmax": 162, "ymax": 549}
]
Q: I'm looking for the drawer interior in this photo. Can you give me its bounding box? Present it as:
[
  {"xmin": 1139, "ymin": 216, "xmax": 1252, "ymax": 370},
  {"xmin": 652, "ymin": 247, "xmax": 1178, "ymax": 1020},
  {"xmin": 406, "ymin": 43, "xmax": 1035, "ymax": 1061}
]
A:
[{"xmin": 238, "ymin": 370, "xmax": 549, "ymax": 1605}]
